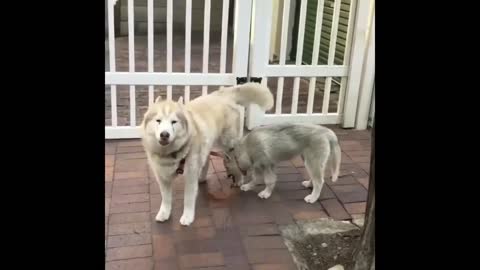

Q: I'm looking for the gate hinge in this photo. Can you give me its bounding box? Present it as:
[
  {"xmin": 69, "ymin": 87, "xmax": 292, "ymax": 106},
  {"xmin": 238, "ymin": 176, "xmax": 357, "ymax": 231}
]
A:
[
  {"xmin": 236, "ymin": 77, "xmax": 248, "ymax": 85},
  {"xmin": 250, "ymin": 77, "xmax": 262, "ymax": 84}
]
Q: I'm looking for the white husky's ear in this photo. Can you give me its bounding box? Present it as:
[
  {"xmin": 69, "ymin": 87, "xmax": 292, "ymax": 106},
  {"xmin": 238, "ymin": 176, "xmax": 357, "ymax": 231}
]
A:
[
  {"xmin": 177, "ymin": 96, "xmax": 185, "ymax": 110},
  {"xmin": 155, "ymin": 95, "xmax": 162, "ymax": 103}
]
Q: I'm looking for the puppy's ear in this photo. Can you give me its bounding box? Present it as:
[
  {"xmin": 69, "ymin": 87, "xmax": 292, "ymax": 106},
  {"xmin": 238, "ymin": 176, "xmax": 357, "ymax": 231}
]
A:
[
  {"xmin": 230, "ymin": 138, "xmax": 240, "ymax": 148},
  {"xmin": 155, "ymin": 95, "xmax": 162, "ymax": 103}
]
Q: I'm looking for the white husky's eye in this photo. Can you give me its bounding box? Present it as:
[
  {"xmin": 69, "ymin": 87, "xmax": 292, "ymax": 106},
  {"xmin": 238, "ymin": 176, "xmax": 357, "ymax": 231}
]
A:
[
  {"xmin": 171, "ymin": 120, "xmax": 177, "ymax": 124},
  {"xmin": 156, "ymin": 119, "xmax": 161, "ymax": 123}
]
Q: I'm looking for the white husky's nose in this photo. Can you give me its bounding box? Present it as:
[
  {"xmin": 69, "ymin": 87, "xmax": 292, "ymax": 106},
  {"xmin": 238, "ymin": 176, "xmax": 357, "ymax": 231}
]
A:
[
  {"xmin": 160, "ymin": 131, "xmax": 170, "ymax": 139},
  {"xmin": 158, "ymin": 131, "xmax": 170, "ymax": 145}
]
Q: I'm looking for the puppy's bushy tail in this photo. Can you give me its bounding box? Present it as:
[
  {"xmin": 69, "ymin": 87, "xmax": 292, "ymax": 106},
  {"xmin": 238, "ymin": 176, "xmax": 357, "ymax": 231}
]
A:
[
  {"xmin": 329, "ymin": 134, "xmax": 341, "ymax": 182},
  {"xmin": 212, "ymin": 82, "xmax": 274, "ymax": 111}
]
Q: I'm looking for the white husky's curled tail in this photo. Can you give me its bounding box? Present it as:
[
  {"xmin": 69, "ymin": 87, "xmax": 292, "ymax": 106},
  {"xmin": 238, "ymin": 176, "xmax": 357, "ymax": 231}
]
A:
[{"xmin": 213, "ymin": 82, "xmax": 274, "ymax": 111}]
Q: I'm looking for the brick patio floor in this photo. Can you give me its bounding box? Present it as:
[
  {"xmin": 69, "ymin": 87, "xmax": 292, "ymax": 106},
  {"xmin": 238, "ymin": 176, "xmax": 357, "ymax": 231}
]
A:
[{"xmin": 105, "ymin": 125, "xmax": 371, "ymax": 269}]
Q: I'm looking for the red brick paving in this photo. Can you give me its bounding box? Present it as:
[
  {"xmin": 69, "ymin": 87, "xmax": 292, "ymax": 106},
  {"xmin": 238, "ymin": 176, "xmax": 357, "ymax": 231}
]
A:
[{"xmin": 105, "ymin": 126, "xmax": 371, "ymax": 269}]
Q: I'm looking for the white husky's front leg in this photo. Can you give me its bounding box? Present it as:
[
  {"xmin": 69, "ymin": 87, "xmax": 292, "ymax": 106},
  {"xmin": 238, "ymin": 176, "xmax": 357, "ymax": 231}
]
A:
[
  {"xmin": 180, "ymin": 175, "xmax": 198, "ymax": 226},
  {"xmin": 155, "ymin": 179, "xmax": 173, "ymax": 222},
  {"xmin": 179, "ymin": 153, "xmax": 204, "ymax": 226},
  {"xmin": 148, "ymin": 155, "xmax": 175, "ymax": 222}
]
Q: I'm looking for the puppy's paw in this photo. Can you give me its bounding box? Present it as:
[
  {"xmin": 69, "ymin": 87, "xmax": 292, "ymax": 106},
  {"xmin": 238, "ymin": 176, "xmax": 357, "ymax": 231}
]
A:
[
  {"xmin": 240, "ymin": 184, "xmax": 253, "ymax": 191},
  {"xmin": 179, "ymin": 212, "xmax": 195, "ymax": 226},
  {"xmin": 302, "ymin": 180, "xmax": 313, "ymax": 188},
  {"xmin": 258, "ymin": 189, "xmax": 272, "ymax": 199},
  {"xmin": 304, "ymin": 194, "xmax": 319, "ymax": 204},
  {"xmin": 233, "ymin": 181, "xmax": 242, "ymax": 187},
  {"xmin": 234, "ymin": 178, "xmax": 245, "ymax": 187}
]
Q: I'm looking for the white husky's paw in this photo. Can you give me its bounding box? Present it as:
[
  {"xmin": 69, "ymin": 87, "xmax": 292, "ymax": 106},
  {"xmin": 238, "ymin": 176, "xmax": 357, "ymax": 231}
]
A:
[
  {"xmin": 258, "ymin": 189, "xmax": 272, "ymax": 199},
  {"xmin": 155, "ymin": 208, "xmax": 171, "ymax": 222},
  {"xmin": 302, "ymin": 180, "xmax": 313, "ymax": 188},
  {"xmin": 304, "ymin": 194, "xmax": 319, "ymax": 204},
  {"xmin": 179, "ymin": 212, "xmax": 195, "ymax": 226}
]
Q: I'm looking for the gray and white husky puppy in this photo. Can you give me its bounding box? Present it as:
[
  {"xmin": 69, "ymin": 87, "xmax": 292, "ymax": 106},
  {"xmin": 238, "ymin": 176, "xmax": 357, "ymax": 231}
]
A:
[{"xmin": 221, "ymin": 123, "xmax": 341, "ymax": 204}]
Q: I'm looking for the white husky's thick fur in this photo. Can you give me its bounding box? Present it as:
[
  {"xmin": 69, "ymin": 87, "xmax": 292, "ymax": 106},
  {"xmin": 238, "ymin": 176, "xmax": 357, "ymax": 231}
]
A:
[{"xmin": 141, "ymin": 83, "xmax": 273, "ymax": 226}]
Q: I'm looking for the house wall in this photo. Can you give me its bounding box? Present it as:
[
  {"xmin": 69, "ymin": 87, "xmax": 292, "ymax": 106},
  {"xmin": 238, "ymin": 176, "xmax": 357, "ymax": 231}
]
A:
[{"xmin": 302, "ymin": 0, "xmax": 352, "ymax": 65}]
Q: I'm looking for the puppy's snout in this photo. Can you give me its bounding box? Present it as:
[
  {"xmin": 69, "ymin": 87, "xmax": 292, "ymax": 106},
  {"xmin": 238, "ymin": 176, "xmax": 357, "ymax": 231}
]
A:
[{"xmin": 160, "ymin": 131, "xmax": 170, "ymax": 139}]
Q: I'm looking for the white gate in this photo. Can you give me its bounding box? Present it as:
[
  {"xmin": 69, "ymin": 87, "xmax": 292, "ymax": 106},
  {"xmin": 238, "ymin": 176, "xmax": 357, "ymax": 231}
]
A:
[
  {"xmin": 246, "ymin": 0, "xmax": 374, "ymax": 129},
  {"xmin": 105, "ymin": 0, "xmax": 374, "ymax": 139},
  {"xmin": 105, "ymin": 0, "xmax": 252, "ymax": 139}
]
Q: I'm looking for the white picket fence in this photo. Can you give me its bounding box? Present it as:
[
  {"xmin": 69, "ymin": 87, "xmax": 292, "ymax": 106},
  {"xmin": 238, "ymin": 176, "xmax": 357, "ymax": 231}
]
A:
[{"xmin": 105, "ymin": 0, "xmax": 375, "ymax": 139}]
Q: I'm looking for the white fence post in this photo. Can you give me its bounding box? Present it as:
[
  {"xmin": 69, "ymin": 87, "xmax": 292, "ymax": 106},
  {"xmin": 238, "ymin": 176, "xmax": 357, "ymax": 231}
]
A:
[
  {"xmin": 232, "ymin": 0, "xmax": 252, "ymax": 79},
  {"xmin": 246, "ymin": 0, "xmax": 273, "ymax": 130},
  {"xmin": 342, "ymin": 0, "xmax": 373, "ymax": 128},
  {"xmin": 107, "ymin": 0, "xmax": 117, "ymax": 127},
  {"xmin": 355, "ymin": 8, "xmax": 375, "ymax": 130}
]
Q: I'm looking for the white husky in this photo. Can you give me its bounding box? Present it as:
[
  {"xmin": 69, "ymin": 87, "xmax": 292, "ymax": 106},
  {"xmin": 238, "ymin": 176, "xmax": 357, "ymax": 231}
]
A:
[{"xmin": 141, "ymin": 83, "xmax": 273, "ymax": 226}]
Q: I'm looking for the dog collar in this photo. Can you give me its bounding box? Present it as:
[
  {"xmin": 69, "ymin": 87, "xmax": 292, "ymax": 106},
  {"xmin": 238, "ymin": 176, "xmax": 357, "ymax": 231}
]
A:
[
  {"xmin": 167, "ymin": 140, "xmax": 190, "ymax": 175},
  {"xmin": 170, "ymin": 150, "xmax": 186, "ymax": 175}
]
